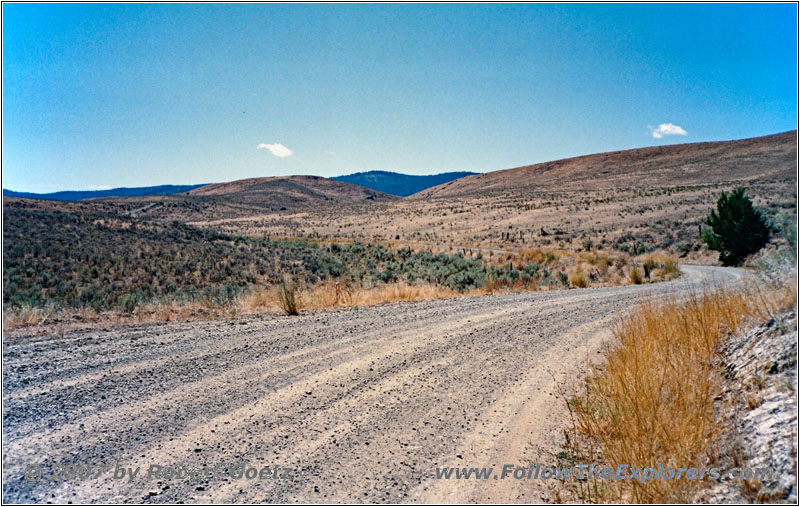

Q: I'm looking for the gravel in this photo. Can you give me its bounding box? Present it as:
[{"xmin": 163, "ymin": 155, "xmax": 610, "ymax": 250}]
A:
[{"xmin": 2, "ymin": 265, "xmax": 742, "ymax": 503}]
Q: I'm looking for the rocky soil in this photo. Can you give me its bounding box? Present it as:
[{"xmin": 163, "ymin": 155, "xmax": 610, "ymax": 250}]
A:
[{"xmin": 697, "ymin": 309, "xmax": 798, "ymax": 503}]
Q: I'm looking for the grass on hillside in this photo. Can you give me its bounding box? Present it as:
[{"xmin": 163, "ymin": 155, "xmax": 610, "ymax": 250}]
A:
[{"xmin": 561, "ymin": 274, "xmax": 796, "ymax": 503}]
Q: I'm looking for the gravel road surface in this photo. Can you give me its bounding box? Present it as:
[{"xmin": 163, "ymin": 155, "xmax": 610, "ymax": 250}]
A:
[{"xmin": 2, "ymin": 265, "xmax": 743, "ymax": 503}]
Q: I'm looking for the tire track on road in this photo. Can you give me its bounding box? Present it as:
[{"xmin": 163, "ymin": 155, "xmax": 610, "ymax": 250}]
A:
[{"xmin": 2, "ymin": 265, "xmax": 744, "ymax": 503}]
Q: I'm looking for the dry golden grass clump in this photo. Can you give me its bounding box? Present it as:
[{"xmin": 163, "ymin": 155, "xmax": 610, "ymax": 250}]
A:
[
  {"xmin": 628, "ymin": 266, "xmax": 644, "ymax": 284},
  {"xmin": 519, "ymin": 248, "xmax": 558, "ymax": 265},
  {"xmin": 639, "ymin": 252, "xmax": 681, "ymax": 280},
  {"xmin": 277, "ymin": 283, "xmax": 299, "ymax": 316},
  {"xmin": 567, "ymin": 277, "xmax": 796, "ymax": 503},
  {"xmin": 568, "ymin": 263, "xmax": 589, "ymax": 288}
]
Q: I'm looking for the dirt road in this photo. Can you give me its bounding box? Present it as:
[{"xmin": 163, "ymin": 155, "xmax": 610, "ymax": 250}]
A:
[{"xmin": 2, "ymin": 265, "xmax": 743, "ymax": 503}]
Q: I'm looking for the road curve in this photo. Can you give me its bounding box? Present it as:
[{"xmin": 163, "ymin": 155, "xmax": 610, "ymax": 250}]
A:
[{"xmin": 2, "ymin": 265, "xmax": 743, "ymax": 503}]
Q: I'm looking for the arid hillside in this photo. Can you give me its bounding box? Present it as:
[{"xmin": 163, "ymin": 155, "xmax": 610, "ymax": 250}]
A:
[
  {"xmin": 416, "ymin": 130, "xmax": 796, "ymax": 198},
  {"xmin": 86, "ymin": 175, "xmax": 396, "ymax": 222},
  {"xmin": 192, "ymin": 132, "xmax": 796, "ymax": 259},
  {"xmin": 186, "ymin": 175, "xmax": 394, "ymax": 206},
  {"xmin": 5, "ymin": 132, "xmax": 796, "ymax": 274}
]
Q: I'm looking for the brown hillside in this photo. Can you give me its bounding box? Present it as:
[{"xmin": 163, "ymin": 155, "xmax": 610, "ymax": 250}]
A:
[
  {"xmin": 187, "ymin": 175, "xmax": 396, "ymax": 207},
  {"xmin": 80, "ymin": 175, "xmax": 397, "ymax": 222},
  {"xmin": 415, "ymin": 131, "xmax": 797, "ymax": 198}
]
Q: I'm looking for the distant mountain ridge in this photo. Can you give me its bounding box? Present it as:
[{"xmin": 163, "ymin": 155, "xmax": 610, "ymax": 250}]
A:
[
  {"xmin": 3, "ymin": 184, "xmax": 206, "ymax": 202},
  {"xmin": 4, "ymin": 170, "xmax": 475, "ymax": 202},
  {"xmin": 332, "ymin": 171, "xmax": 477, "ymax": 197}
]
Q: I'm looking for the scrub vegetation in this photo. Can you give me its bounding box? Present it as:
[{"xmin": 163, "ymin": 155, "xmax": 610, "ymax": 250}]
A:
[
  {"xmin": 562, "ymin": 267, "xmax": 796, "ymax": 503},
  {"xmin": 3, "ymin": 205, "xmax": 681, "ymax": 326}
]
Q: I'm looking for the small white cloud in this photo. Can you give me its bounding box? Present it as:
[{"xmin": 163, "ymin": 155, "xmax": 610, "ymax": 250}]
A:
[
  {"xmin": 649, "ymin": 123, "xmax": 688, "ymax": 139},
  {"xmin": 257, "ymin": 142, "xmax": 293, "ymax": 157},
  {"xmin": 86, "ymin": 185, "xmax": 112, "ymax": 191}
]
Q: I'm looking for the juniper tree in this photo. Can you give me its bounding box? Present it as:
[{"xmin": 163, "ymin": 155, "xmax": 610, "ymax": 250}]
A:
[{"xmin": 703, "ymin": 187, "xmax": 771, "ymax": 266}]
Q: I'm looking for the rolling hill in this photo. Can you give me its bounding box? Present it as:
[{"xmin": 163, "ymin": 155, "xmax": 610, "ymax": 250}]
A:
[
  {"xmin": 186, "ymin": 131, "xmax": 794, "ymax": 255},
  {"xmin": 5, "ymin": 131, "xmax": 795, "ymax": 256},
  {"xmin": 74, "ymin": 175, "xmax": 400, "ymax": 223},
  {"xmin": 332, "ymin": 171, "xmax": 477, "ymax": 197},
  {"xmin": 185, "ymin": 175, "xmax": 395, "ymax": 207},
  {"xmin": 3, "ymin": 175, "xmax": 399, "ymax": 225},
  {"xmin": 2, "ymin": 171, "xmax": 473, "ymax": 204},
  {"xmin": 415, "ymin": 131, "xmax": 797, "ymax": 198}
]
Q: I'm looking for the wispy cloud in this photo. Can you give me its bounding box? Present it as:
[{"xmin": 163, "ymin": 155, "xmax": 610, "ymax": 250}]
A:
[
  {"xmin": 649, "ymin": 123, "xmax": 688, "ymax": 139},
  {"xmin": 257, "ymin": 142, "xmax": 293, "ymax": 157}
]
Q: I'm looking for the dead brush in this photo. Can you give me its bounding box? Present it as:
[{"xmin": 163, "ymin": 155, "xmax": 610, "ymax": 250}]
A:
[
  {"xmin": 567, "ymin": 277, "xmax": 796, "ymax": 503},
  {"xmin": 585, "ymin": 253, "xmax": 614, "ymax": 267},
  {"xmin": 484, "ymin": 275, "xmax": 501, "ymax": 294},
  {"xmin": 519, "ymin": 248, "xmax": 558, "ymax": 265},
  {"xmin": 351, "ymin": 282, "xmax": 462, "ymax": 304},
  {"xmin": 334, "ymin": 280, "xmax": 355, "ymax": 305},
  {"xmin": 4, "ymin": 304, "xmax": 58, "ymax": 329},
  {"xmin": 663, "ymin": 258, "xmax": 680, "ymax": 278},
  {"xmin": 239, "ymin": 286, "xmax": 276, "ymax": 310},
  {"xmin": 297, "ymin": 281, "xmax": 465, "ymax": 310},
  {"xmin": 299, "ymin": 280, "xmax": 355, "ymax": 308},
  {"xmin": 628, "ymin": 266, "xmax": 644, "ymax": 284},
  {"xmin": 277, "ymin": 283, "xmax": 300, "ymax": 316},
  {"xmin": 639, "ymin": 252, "xmax": 681, "ymax": 280},
  {"xmin": 568, "ymin": 264, "xmax": 589, "ymax": 288}
]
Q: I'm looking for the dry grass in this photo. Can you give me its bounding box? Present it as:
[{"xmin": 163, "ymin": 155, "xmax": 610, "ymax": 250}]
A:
[
  {"xmin": 1, "ymin": 250, "xmax": 684, "ymax": 334},
  {"xmin": 298, "ymin": 281, "xmax": 472, "ymax": 311},
  {"xmin": 638, "ymin": 252, "xmax": 681, "ymax": 281},
  {"xmin": 2, "ymin": 280, "xmax": 518, "ymax": 334},
  {"xmin": 663, "ymin": 258, "xmax": 680, "ymax": 278},
  {"xmin": 2, "ymin": 250, "xmax": 673, "ymax": 333},
  {"xmin": 628, "ymin": 266, "xmax": 643, "ymax": 284},
  {"xmin": 568, "ymin": 263, "xmax": 589, "ymax": 288},
  {"xmin": 566, "ymin": 276, "xmax": 797, "ymax": 503},
  {"xmin": 277, "ymin": 283, "xmax": 300, "ymax": 315},
  {"xmin": 2, "ymin": 299, "xmax": 239, "ymax": 337},
  {"xmin": 519, "ymin": 248, "xmax": 559, "ymax": 264},
  {"xmin": 238, "ymin": 281, "xmax": 468, "ymax": 315},
  {"xmin": 4, "ymin": 304, "xmax": 58, "ymax": 327}
]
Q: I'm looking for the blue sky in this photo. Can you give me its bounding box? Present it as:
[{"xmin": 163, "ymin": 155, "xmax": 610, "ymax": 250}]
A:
[{"xmin": 3, "ymin": 3, "xmax": 797, "ymax": 192}]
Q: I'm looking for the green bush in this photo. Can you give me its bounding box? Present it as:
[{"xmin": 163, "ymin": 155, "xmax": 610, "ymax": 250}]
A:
[
  {"xmin": 703, "ymin": 187, "xmax": 771, "ymax": 266},
  {"xmin": 116, "ymin": 293, "xmax": 144, "ymax": 313}
]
